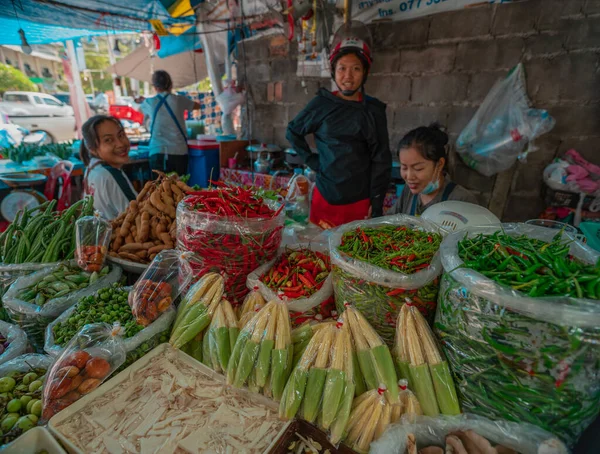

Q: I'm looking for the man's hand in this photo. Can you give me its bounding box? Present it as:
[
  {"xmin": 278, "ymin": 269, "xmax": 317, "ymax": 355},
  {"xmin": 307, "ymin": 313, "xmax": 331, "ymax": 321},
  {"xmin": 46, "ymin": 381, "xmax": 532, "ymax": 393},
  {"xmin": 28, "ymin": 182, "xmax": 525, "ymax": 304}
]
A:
[{"xmin": 134, "ymin": 96, "xmax": 145, "ymax": 104}]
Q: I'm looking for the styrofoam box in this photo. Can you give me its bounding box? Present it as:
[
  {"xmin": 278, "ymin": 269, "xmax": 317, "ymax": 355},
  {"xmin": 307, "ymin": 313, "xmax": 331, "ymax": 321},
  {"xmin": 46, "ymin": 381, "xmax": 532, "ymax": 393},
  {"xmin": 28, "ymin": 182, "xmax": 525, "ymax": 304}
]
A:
[
  {"xmin": 48, "ymin": 343, "xmax": 291, "ymax": 454},
  {"xmin": 0, "ymin": 426, "xmax": 67, "ymax": 453}
]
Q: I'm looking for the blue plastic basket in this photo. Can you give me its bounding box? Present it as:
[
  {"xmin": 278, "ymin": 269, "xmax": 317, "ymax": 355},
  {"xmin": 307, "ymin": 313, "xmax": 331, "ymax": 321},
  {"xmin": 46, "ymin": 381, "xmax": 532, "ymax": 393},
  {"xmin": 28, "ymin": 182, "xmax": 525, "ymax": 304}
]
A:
[{"xmin": 580, "ymin": 222, "xmax": 600, "ymax": 252}]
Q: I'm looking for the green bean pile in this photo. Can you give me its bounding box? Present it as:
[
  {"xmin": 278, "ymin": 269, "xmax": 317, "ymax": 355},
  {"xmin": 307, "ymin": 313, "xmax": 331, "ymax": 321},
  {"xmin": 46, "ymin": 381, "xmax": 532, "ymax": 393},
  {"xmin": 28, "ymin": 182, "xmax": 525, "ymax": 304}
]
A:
[
  {"xmin": 52, "ymin": 285, "xmax": 144, "ymax": 346},
  {"xmin": 458, "ymin": 231, "xmax": 600, "ymax": 299},
  {"xmin": 15, "ymin": 265, "xmax": 110, "ymax": 306},
  {"xmin": 0, "ymin": 197, "xmax": 94, "ymax": 265}
]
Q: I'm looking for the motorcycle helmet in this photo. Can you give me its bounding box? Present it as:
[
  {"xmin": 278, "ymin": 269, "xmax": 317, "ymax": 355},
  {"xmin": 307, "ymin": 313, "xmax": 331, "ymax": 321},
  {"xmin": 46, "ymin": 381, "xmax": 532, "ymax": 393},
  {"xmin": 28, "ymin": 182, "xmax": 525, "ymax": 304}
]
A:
[{"xmin": 329, "ymin": 21, "xmax": 373, "ymax": 96}]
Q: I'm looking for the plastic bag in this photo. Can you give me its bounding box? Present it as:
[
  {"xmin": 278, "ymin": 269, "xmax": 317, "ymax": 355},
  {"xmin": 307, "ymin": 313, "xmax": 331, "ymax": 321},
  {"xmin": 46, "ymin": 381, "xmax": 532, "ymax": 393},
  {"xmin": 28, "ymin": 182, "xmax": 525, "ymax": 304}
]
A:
[
  {"xmin": 0, "ymin": 262, "xmax": 60, "ymax": 321},
  {"xmin": 247, "ymin": 243, "xmax": 334, "ymax": 322},
  {"xmin": 284, "ymin": 175, "xmax": 311, "ymax": 225},
  {"xmin": 329, "ymin": 215, "xmax": 443, "ymax": 347},
  {"xmin": 177, "ymin": 195, "xmax": 285, "ymax": 305},
  {"xmin": 237, "ymin": 289, "xmax": 266, "ymax": 329},
  {"xmin": 392, "ymin": 379, "xmax": 423, "ymax": 423},
  {"xmin": 436, "ymin": 223, "xmax": 600, "ymax": 447},
  {"xmin": 456, "ymin": 64, "xmax": 555, "ymax": 177},
  {"xmin": 129, "ymin": 250, "xmax": 194, "ymax": 326},
  {"xmin": 279, "ymin": 321, "xmax": 355, "ymax": 445},
  {"xmin": 339, "ymin": 303, "xmax": 399, "ymax": 405},
  {"xmin": 395, "ymin": 303, "xmax": 459, "ymax": 417},
  {"xmin": 202, "ymin": 298, "xmax": 239, "ymax": 373},
  {"xmin": 44, "ymin": 285, "xmax": 174, "ymax": 372},
  {"xmin": 75, "ymin": 214, "xmax": 111, "ymax": 272},
  {"xmin": 0, "ymin": 320, "xmax": 27, "ymax": 365},
  {"xmin": 3, "ymin": 261, "xmax": 122, "ymax": 350},
  {"xmin": 42, "ymin": 322, "xmax": 126, "ymax": 421},
  {"xmin": 370, "ymin": 414, "xmax": 568, "ymax": 454},
  {"xmin": 215, "ymin": 83, "xmax": 246, "ymax": 115},
  {"xmin": 226, "ymin": 299, "xmax": 292, "ymax": 401}
]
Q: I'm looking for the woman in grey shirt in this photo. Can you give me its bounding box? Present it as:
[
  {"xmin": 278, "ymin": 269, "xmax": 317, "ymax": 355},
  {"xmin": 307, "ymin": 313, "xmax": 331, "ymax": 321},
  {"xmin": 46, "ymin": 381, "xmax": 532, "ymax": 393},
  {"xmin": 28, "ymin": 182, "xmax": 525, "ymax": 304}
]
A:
[{"xmin": 392, "ymin": 124, "xmax": 477, "ymax": 216}]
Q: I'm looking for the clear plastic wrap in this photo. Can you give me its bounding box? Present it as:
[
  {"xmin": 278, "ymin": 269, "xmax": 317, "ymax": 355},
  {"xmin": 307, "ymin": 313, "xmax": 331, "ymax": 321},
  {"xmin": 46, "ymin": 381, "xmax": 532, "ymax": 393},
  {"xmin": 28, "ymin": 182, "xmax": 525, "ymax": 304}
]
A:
[
  {"xmin": 237, "ymin": 288, "xmax": 266, "ymax": 330},
  {"xmin": 247, "ymin": 243, "xmax": 335, "ymax": 323},
  {"xmin": 329, "ymin": 215, "xmax": 443, "ymax": 346},
  {"xmin": 0, "ymin": 262, "xmax": 61, "ymax": 321},
  {"xmin": 203, "ymin": 298, "xmax": 239, "ymax": 373},
  {"xmin": 41, "ymin": 322, "xmax": 126, "ymax": 421},
  {"xmin": 391, "ymin": 379, "xmax": 423, "ymax": 423},
  {"xmin": 340, "ymin": 303, "xmax": 399, "ymax": 405},
  {"xmin": 0, "ymin": 354, "xmax": 52, "ymax": 447},
  {"xmin": 456, "ymin": 64, "xmax": 556, "ymax": 177},
  {"xmin": 436, "ymin": 223, "xmax": 600, "ymax": 447},
  {"xmin": 344, "ymin": 384, "xmax": 390, "ymax": 454},
  {"xmin": 44, "ymin": 285, "xmax": 174, "ymax": 372},
  {"xmin": 279, "ymin": 321, "xmax": 355, "ymax": 445},
  {"xmin": 0, "ymin": 320, "xmax": 27, "ymax": 365},
  {"xmin": 177, "ymin": 196, "xmax": 285, "ymax": 305},
  {"xmin": 75, "ymin": 214, "xmax": 111, "ymax": 272},
  {"xmin": 370, "ymin": 414, "xmax": 569, "ymax": 454},
  {"xmin": 169, "ymin": 272, "xmax": 224, "ymax": 349},
  {"xmin": 395, "ymin": 303, "xmax": 460, "ymax": 417},
  {"xmin": 3, "ymin": 261, "xmax": 122, "ymax": 350},
  {"xmin": 226, "ymin": 299, "xmax": 292, "ymax": 401},
  {"xmin": 129, "ymin": 250, "xmax": 194, "ymax": 326}
]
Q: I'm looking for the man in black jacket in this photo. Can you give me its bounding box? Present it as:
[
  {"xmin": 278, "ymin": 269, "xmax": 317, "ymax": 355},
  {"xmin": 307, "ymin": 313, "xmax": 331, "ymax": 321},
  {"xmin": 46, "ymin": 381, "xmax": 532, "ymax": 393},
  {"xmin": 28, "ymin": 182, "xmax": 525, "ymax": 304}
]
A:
[{"xmin": 286, "ymin": 37, "xmax": 392, "ymax": 229}]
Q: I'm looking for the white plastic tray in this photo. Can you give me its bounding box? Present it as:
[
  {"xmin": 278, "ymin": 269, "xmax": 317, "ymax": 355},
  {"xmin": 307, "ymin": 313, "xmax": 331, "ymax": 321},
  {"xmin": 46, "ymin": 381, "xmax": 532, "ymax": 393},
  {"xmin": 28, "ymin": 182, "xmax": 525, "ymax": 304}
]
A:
[
  {"xmin": 49, "ymin": 343, "xmax": 290, "ymax": 454},
  {"xmin": 0, "ymin": 426, "xmax": 67, "ymax": 453}
]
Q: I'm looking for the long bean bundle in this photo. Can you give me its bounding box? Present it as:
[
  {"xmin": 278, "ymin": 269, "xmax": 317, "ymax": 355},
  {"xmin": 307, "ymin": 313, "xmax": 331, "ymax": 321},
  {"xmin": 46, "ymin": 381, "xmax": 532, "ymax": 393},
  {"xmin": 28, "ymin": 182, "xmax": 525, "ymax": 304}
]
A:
[
  {"xmin": 0, "ymin": 197, "xmax": 94, "ymax": 265},
  {"xmin": 458, "ymin": 231, "xmax": 600, "ymax": 299}
]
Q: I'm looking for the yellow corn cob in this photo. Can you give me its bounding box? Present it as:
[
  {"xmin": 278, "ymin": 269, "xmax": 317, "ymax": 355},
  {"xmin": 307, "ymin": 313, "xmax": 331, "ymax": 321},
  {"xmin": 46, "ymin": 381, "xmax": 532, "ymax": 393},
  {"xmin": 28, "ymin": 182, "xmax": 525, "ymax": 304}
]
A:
[
  {"xmin": 373, "ymin": 398, "xmax": 391, "ymax": 442},
  {"xmin": 254, "ymin": 301, "xmax": 278, "ymax": 388},
  {"xmin": 411, "ymin": 308, "xmax": 442, "ymax": 364},
  {"xmin": 270, "ymin": 301, "xmax": 292, "ymax": 400},
  {"xmin": 397, "ymin": 304, "xmax": 410, "ymax": 362},
  {"xmin": 238, "ymin": 289, "xmax": 265, "ymax": 318},
  {"xmin": 355, "ymin": 399, "xmax": 383, "ymax": 453},
  {"xmin": 320, "ymin": 324, "xmax": 346, "ymax": 429},
  {"xmin": 221, "ymin": 299, "xmax": 238, "ymax": 327},
  {"xmin": 346, "ymin": 395, "xmax": 378, "ymax": 446},
  {"xmin": 345, "ymin": 390, "xmax": 378, "ymax": 433}
]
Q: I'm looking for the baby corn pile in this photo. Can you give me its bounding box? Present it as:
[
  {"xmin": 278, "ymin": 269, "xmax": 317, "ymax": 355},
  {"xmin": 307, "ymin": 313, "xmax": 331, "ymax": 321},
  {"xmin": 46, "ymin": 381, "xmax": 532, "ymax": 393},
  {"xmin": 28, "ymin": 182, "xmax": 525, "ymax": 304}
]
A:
[
  {"xmin": 391, "ymin": 379, "xmax": 422, "ymax": 423},
  {"xmin": 227, "ymin": 300, "xmax": 292, "ymax": 401},
  {"xmin": 396, "ymin": 302, "xmax": 460, "ymax": 417},
  {"xmin": 341, "ymin": 303, "xmax": 398, "ymax": 404},
  {"xmin": 344, "ymin": 385, "xmax": 389, "ymax": 453},
  {"xmin": 237, "ymin": 289, "xmax": 266, "ymax": 329},
  {"xmin": 202, "ymin": 298, "xmax": 239, "ymax": 373},
  {"xmin": 290, "ymin": 321, "xmax": 336, "ymax": 369},
  {"xmin": 280, "ymin": 322, "xmax": 355, "ymax": 446},
  {"xmin": 169, "ymin": 273, "xmax": 224, "ymax": 349}
]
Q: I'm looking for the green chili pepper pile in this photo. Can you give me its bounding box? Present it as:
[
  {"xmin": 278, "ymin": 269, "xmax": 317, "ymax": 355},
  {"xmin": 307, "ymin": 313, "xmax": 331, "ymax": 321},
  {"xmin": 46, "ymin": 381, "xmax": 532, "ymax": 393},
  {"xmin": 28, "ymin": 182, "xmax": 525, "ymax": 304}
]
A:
[
  {"xmin": 436, "ymin": 274, "xmax": 600, "ymax": 447},
  {"xmin": 0, "ymin": 197, "xmax": 94, "ymax": 265},
  {"xmin": 338, "ymin": 226, "xmax": 442, "ymax": 274},
  {"xmin": 458, "ymin": 231, "xmax": 600, "ymax": 299},
  {"xmin": 52, "ymin": 285, "xmax": 144, "ymax": 346},
  {"xmin": 15, "ymin": 265, "xmax": 110, "ymax": 306}
]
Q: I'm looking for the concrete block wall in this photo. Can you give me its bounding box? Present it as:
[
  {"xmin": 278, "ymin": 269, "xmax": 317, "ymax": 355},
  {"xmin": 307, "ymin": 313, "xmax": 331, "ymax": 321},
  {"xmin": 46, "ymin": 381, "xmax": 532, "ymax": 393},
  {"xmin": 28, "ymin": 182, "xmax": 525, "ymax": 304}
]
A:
[{"xmin": 237, "ymin": 0, "xmax": 600, "ymax": 221}]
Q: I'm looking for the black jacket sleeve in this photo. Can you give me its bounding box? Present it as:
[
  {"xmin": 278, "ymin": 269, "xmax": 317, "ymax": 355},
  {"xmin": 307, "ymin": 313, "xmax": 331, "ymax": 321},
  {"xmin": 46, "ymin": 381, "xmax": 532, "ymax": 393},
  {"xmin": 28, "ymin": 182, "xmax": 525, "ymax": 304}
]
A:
[
  {"xmin": 367, "ymin": 105, "xmax": 392, "ymax": 217},
  {"xmin": 286, "ymin": 98, "xmax": 321, "ymax": 172}
]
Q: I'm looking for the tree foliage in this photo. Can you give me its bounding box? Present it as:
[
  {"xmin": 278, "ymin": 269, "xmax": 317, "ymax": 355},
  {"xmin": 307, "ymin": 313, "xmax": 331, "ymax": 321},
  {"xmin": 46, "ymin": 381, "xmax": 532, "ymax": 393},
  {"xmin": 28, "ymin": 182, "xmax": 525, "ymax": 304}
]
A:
[{"xmin": 0, "ymin": 64, "xmax": 38, "ymax": 93}]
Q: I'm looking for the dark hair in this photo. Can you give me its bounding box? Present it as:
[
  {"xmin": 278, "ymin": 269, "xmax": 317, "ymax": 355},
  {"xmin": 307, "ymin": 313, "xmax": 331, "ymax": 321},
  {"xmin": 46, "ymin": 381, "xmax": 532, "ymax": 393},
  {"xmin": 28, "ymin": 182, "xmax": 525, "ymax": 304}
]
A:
[
  {"xmin": 397, "ymin": 123, "xmax": 449, "ymax": 163},
  {"xmin": 80, "ymin": 115, "xmax": 123, "ymax": 166},
  {"xmin": 152, "ymin": 70, "xmax": 173, "ymax": 92}
]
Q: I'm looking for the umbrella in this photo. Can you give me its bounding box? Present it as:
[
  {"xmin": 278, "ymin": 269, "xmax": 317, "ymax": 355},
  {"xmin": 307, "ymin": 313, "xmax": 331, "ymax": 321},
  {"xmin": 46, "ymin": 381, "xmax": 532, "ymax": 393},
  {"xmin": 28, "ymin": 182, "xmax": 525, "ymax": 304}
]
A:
[{"xmin": 109, "ymin": 46, "xmax": 208, "ymax": 88}]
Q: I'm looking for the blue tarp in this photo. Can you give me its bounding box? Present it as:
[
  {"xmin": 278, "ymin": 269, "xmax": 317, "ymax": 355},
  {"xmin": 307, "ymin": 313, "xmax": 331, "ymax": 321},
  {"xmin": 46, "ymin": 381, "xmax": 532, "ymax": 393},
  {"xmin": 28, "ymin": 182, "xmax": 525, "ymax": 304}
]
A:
[
  {"xmin": 0, "ymin": 17, "xmax": 131, "ymax": 45},
  {"xmin": 0, "ymin": 0, "xmax": 194, "ymax": 33}
]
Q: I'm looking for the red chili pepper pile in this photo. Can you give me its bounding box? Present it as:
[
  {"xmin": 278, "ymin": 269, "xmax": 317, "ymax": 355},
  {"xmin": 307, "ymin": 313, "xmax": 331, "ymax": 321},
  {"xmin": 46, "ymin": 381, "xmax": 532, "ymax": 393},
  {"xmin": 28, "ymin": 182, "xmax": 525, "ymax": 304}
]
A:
[
  {"xmin": 178, "ymin": 185, "xmax": 284, "ymax": 305},
  {"xmin": 260, "ymin": 249, "xmax": 331, "ymax": 299},
  {"xmin": 185, "ymin": 182, "xmax": 283, "ymax": 218}
]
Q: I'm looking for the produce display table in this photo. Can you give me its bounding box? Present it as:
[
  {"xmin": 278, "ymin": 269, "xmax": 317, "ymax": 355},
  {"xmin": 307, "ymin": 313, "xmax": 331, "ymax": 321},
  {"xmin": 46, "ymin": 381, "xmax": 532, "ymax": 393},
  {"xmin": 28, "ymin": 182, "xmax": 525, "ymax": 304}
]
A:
[{"xmin": 221, "ymin": 167, "xmax": 399, "ymax": 214}]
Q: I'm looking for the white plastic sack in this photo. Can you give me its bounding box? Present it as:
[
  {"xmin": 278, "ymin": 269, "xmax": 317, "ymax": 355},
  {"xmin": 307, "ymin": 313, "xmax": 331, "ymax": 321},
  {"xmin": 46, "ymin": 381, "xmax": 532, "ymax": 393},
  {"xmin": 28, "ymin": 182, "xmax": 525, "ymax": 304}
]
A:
[
  {"xmin": 0, "ymin": 353, "xmax": 53, "ymax": 376},
  {"xmin": 215, "ymin": 85, "xmax": 246, "ymax": 115},
  {"xmin": 457, "ymin": 64, "xmax": 555, "ymax": 177},
  {"xmin": 247, "ymin": 243, "xmax": 333, "ymax": 313},
  {"xmin": 370, "ymin": 414, "xmax": 568, "ymax": 454},
  {"xmin": 0, "ymin": 320, "xmax": 27, "ymax": 365},
  {"xmin": 2, "ymin": 261, "xmax": 122, "ymax": 349}
]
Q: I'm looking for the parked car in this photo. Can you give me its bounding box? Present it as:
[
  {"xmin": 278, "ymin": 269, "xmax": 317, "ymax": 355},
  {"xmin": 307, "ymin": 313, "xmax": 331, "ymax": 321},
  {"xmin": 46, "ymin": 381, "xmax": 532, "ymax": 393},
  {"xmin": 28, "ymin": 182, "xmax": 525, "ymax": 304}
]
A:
[
  {"xmin": 0, "ymin": 92, "xmax": 76, "ymax": 143},
  {"xmin": 52, "ymin": 92, "xmax": 98, "ymax": 113}
]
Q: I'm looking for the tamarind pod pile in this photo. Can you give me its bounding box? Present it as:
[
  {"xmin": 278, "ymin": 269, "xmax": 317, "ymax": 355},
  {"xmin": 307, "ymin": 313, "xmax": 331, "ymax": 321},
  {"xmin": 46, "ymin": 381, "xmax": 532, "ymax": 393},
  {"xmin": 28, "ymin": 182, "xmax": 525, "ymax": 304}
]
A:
[{"xmin": 108, "ymin": 171, "xmax": 193, "ymax": 264}]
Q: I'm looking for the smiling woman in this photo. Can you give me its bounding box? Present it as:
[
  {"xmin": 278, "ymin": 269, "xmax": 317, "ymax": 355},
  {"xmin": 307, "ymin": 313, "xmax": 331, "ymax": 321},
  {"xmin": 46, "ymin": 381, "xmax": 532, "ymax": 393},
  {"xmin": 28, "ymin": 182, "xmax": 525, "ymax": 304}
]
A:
[{"xmin": 81, "ymin": 115, "xmax": 138, "ymax": 220}]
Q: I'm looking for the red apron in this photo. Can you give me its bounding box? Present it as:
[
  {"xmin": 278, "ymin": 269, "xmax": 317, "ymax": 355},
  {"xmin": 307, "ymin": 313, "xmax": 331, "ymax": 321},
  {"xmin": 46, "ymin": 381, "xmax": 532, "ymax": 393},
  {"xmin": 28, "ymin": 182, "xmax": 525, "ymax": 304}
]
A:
[{"xmin": 310, "ymin": 186, "xmax": 370, "ymax": 229}]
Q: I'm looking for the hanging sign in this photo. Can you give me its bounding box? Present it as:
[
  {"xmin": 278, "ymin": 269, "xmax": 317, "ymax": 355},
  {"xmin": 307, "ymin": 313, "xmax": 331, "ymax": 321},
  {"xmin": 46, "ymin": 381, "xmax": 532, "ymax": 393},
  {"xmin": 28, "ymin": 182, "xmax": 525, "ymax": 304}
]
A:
[
  {"xmin": 149, "ymin": 19, "xmax": 169, "ymax": 36},
  {"xmin": 346, "ymin": 0, "xmax": 517, "ymax": 24}
]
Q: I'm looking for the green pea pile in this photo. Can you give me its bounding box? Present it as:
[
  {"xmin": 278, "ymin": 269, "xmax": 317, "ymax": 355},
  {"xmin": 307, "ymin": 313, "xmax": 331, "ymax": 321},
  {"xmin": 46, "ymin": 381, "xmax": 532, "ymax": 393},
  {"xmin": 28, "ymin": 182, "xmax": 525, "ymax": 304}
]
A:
[
  {"xmin": 0, "ymin": 368, "xmax": 45, "ymax": 446},
  {"xmin": 52, "ymin": 285, "xmax": 144, "ymax": 346}
]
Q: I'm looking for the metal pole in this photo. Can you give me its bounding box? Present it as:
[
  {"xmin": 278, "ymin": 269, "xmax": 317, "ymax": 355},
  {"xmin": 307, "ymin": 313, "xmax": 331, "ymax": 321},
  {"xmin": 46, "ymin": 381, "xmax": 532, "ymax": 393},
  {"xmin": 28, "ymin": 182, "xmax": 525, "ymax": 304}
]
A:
[
  {"xmin": 66, "ymin": 40, "xmax": 90, "ymax": 127},
  {"xmin": 107, "ymin": 35, "xmax": 122, "ymax": 99}
]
